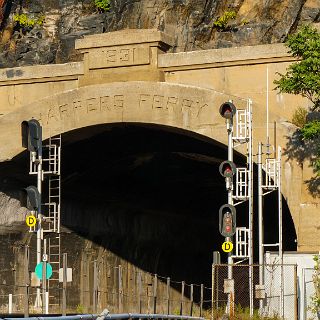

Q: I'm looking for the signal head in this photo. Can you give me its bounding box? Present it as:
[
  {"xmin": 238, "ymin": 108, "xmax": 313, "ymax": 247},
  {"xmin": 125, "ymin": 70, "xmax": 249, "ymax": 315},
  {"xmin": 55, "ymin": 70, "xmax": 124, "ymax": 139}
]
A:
[
  {"xmin": 219, "ymin": 102, "xmax": 236, "ymax": 119},
  {"xmin": 20, "ymin": 186, "xmax": 41, "ymax": 211},
  {"xmin": 218, "ymin": 204, "xmax": 236, "ymax": 238},
  {"xmin": 21, "ymin": 119, "xmax": 42, "ymax": 154},
  {"xmin": 219, "ymin": 160, "xmax": 236, "ymax": 178}
]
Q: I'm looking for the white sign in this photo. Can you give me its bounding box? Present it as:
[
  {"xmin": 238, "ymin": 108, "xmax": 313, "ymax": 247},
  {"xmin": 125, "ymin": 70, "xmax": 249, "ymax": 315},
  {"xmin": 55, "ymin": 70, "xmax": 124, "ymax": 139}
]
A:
[
  {"xmin": 31, "ymin": 272, "xmax": 40, "ymax": 287},
  {"xmin": 59, "ymin": 268, "xmax": 73, "ymax": 282},
  {"xmin": 224, "ymin": 278, "xmax": 234, "ymax": 294},
  {"xmin": 255, "ymin": 284, "xmax": 266, "ymax": 299}
]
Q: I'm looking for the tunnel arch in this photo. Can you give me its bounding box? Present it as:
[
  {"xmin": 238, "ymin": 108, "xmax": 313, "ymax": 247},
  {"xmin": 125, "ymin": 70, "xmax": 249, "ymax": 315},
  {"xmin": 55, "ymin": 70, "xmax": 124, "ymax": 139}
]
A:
[
  {"xmin": 44, "ymin": 122, "xmax": 296, "ymax": 285},
  {"xmin": 0, "ymin": 81, "xmax": 299, "ymax": 244}
]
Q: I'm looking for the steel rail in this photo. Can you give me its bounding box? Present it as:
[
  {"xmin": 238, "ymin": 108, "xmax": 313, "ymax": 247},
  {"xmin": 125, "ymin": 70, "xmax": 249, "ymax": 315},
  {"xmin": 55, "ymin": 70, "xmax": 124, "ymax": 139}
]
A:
[{"xmin": 1, "ymin": 313, "xmax": 205, "ymax": 320}]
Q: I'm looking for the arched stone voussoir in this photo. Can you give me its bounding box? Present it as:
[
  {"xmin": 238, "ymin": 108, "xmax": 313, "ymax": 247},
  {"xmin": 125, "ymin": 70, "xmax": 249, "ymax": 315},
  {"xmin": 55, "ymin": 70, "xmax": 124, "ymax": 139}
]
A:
[{"xmin": 0, "ymin": 81, "xmax": 250, "ymax": 162}]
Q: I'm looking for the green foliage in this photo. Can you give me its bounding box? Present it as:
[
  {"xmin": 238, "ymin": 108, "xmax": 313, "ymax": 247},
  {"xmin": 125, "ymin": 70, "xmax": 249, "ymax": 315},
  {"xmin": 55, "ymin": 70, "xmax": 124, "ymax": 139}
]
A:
[
  {"xmin": 301, "ymin": 120, "xmax": 320, "ymax": 140},
  {"xmin": 309, "ymin": 254, "xmax": 320, "ymax": 315},
  {"xmin": 292, "ymin": 107, "xmax": 308, "ymax": 128},
  {"xmin": 241, "ymin": 19, "xmax": 249, "ymax": 26},
  {"xmin": 274, "ymin": 25, "xmax": 320, "ymax": 175},
  {"xmin": 13, "ymin": 13, "xmax": 45, "ymax": 29},
  {"xmin": 172, "ymin": 308, "xmax": 181, "ymax": 316},
  {"xmin": 274, "ymin": 25, "xmax": 320, "ymax": 111},
  {"xmin": 76, "ymin": 304, "xmax": 85, "ymax": 314},
  {"xmin": 94, "ymin": 0, "xmax": 111, "ymax": 12},
  {"xmin": 211, "ymin": 305, "xmax": 282, "ymax": 319},
  {"xmin": 213, "ymin": 11, "xmax": 237, "ymax": 31}
]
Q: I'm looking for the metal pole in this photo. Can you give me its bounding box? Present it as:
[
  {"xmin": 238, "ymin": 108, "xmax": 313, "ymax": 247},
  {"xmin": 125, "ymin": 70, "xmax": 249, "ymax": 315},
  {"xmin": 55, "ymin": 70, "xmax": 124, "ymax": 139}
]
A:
[
  {"xmin": 294, "ymin": 265, "xmax": 298, "ymax": 320},
  {"xmin": 166, "ymin": 277, "xmax": 170, "ymax": 315},
  {"xmin": 278, "ymin": 147, "xmax": 284, "ymax": 318},
  {"xmin": 45, "ymin": 292, "xmax": 49, "ymax": 314},
  {"xmin": 180, "ymin": 281, "xmax": 185, "ymax": 316},
  {"xmin": 93, "ymin": 261, "xmax": 98, "ymax": 314},
  {"xmin": 274, "ymin": 121, "xmax": 277, "ymax": 159},
  {"xmin": 42, "ymin": 239, "xmax": 47, "ymax": 314},
  {"xmin": 8, "ymin": 294, "xmax": 12, "ymax": 314},
  {"xmin": 200, "ymin": 284, "xmax": 203, "ymax": 318},
  {"xmin": 266, "ymin": 66, "xmax": 269, "ymax": 141},
  {"xmin": 248, "ymin": 99, "xmax": 254, "ymax": 317},
  {"xmin": 258, "ymin": 142, "xmax": 264, "ymax": 313},
  {"xmin": 24, "ymin": 245, "xmax": 30, "ymax": 317},
  {"xmin": 212, "ymin": 265, "xmax": 215, "ymax": 319},
  {"xmin": 138, "ymin": 272, "xmax": 142, "ymax": 314},
  {"xmin": 62, "ymin": 253, "xmax": 67, "ymax": 316},
  {"xmin": 36, "ymin": 155, "xmax": 43, "ymax": 309},
  {"xmin": 302, "ymin": 268, "xmax": 306, "ymax": 320},
  {"xmin": 118, "ymin": 265, "xmax": 123, "ymax": 313},
  {"xmin": 227, "ymin": 114, "xmax": 234, "ymax": 317},
  {"xmin": 190, "ymin": 284, "xmax": 193, "ymax": 316},
  {"xmin": 153, "ymin": 274, "xmax": 157, "ymax": 314}
]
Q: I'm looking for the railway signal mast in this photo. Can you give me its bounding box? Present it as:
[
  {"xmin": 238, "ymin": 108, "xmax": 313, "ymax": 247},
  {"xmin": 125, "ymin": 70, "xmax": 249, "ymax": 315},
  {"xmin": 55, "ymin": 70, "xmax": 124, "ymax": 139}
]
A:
[
  {"xmin": 21, "ymin": 120, "xmax": 62, "ymax": 313},
  {"xmin": 257, "ymin": 142, "xmax": 283, "ymax": 317},
  {"xmin": 257, "ymin": 66, "xmax": 284, "ymax": 318},
  {"xmin": 218, "ymin": 98, "xmax": 254, "ymax": 316},
  {"xmin": 21, "ymin": 120, "xmax": 43, "ymax": 309}
]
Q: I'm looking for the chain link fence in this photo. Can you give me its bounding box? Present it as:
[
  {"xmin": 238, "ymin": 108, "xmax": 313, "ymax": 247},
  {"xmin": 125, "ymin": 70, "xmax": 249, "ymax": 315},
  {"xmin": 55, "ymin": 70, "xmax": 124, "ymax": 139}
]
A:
[
  {"xmin": 0, "ymin": 259, "xmax": 208, "ymax": 316},
  {"xmin": 212, "ymin": 263, "xmax": 297, "ymax": 319}
]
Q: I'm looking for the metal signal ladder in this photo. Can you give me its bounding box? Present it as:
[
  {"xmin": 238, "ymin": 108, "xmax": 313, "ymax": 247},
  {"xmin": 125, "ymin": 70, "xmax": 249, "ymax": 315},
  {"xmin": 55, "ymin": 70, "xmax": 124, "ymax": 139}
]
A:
[
  {"xmin": 42, "ymin": 135, "xmax": 62, "ymax": 310},
  {"xmin": 231, "ymin": 101, "xmax": 252, "ymax": 261}
]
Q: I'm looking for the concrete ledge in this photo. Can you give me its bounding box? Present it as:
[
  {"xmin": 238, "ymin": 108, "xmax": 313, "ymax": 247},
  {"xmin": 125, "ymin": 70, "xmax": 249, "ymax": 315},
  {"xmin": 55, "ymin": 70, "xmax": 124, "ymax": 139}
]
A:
[
  {"xmin": 159, "ymin": 43, "xmax": 292, "ymax": 70},
  {"xmin": 0, "ymin": 62, "xmax": 84, "ymax": 83},
  {"xmin": 75, "ymin": 29, "xmax": 174, "ymax": 50}
]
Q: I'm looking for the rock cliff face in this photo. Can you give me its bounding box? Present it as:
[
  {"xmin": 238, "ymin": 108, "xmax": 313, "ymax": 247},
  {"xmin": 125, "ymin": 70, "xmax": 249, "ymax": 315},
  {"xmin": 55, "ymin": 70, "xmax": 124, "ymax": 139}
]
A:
[{"xmin": 0, "ymin": 0, "xmax": 319, "ymax": 67}]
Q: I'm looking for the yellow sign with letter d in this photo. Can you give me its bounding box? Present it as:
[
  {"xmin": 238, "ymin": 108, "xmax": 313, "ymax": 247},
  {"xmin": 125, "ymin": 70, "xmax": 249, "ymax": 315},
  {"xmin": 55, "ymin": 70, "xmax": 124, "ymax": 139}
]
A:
[
  {"xmin": 26, "ymin": 215, "xmax": 37, "ymax": 227},
  {"xmin": 222, "ymin": 241, "xmax": 233, "ymax": 252}
]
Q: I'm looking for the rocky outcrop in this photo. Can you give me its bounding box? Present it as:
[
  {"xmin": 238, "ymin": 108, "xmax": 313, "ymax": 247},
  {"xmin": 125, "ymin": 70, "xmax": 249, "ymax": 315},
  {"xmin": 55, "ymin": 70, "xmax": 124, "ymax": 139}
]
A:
[
  {"xmin": 0, "ymin": 0, "xmax": 319, "ymax": 67},
  {"xmin": 0, "ymin": 0, "xmax": 5, "ymax": 24},
  {"xmin": 0, "ymin": 191, "xmax": 26, "ymax": 233}
]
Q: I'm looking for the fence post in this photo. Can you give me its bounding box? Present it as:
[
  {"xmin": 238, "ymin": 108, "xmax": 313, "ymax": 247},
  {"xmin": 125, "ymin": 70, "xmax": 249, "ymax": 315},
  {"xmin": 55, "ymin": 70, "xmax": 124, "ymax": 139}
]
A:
[
  {"xmin": 128, "ymin": 264, "xmax": 131, "ymax": 311},
  {"xmin": 45, "ymin": 292, "xmax": 49, "ymax": 314},
  {"xmin": 138, "ymin": 271, "xmax": 142, "ymax": 313},
  {"xmin": 211, "ymin": 264, "xmax": 214, "ymax": 319},
  {"xmin": 8, "ymin": 294, "xmax": 12, "ymax": 314},
  {"xmin": 62, "ymin": 253, "xmax": 67, "ymax": 316},
  {"xmin": 200, "ymin": 284, "xmax": 204, "ymax": 317},
  {"xmin": 24, "ymin": 245, "xmax": 30, "ymax": 317},
  {"xmin": 180, "ymin": 281, "xmax": 185, "ymax": 315},
  {"xmin": 42, "ymin": 259, "xmax": 47, "ymax": 314},
  {"xmin": 166, "ymin": 277, "xmax": 170, "ymax": 315},
  {"xmin": 118, "ymin": 265, "xmax": 123, "ymax": 313},
  {"xmin": 153, "ymin": 274, "xmax": 157, "ymax": 314},
  {"xmin": 93, "ymin": 260, "xmax": 98, "ymax": 314},
  {"xmin": 216, "ymin": 266, "xmax": 219, "ymax": 309},
  {"xmin": 294, "ymin": 264, "xmax": 298, "ymax": 320},
  {"xmin": 190, "ymin": 284, "xmax": 193, "ymax": 316}
]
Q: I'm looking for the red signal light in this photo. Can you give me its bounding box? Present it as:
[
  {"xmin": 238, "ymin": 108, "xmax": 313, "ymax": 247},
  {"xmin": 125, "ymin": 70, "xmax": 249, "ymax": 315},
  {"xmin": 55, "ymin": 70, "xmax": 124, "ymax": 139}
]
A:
[
  {"xmin": 224, "ymin": 166, "xmax": 232, "ymax": 175},
  {"xmin": 219, "ymin": 102, "xmax": 237, "ymax": 119},
  {"xmin": 219, "ymin": 205, "xmax": 236, "ymax": 237},
  {"xmin": 219, "ymin": 161, "xmax": 236, "ymax": 178}
]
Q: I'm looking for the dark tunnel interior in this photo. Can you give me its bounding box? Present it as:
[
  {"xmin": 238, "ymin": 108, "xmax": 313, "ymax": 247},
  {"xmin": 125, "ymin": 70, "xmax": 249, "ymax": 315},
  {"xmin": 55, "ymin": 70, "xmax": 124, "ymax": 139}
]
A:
[{"xmin": 4, "ymin": 123, "xmax": 297, "ymax": 294}]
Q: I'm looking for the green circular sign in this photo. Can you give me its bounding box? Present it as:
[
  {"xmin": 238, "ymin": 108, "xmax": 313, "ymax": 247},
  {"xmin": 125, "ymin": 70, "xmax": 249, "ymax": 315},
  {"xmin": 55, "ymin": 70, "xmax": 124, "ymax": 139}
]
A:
[{"xmin": 35, "ymin": 262, "xmax": 53, "ymax": 280}]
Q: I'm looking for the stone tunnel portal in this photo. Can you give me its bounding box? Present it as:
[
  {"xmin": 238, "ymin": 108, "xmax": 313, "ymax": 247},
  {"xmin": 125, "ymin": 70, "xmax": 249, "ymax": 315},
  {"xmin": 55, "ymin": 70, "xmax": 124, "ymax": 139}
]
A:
[{"xmin": 0, "ymin": 122, "xmax": 297, "ymax": 311}]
